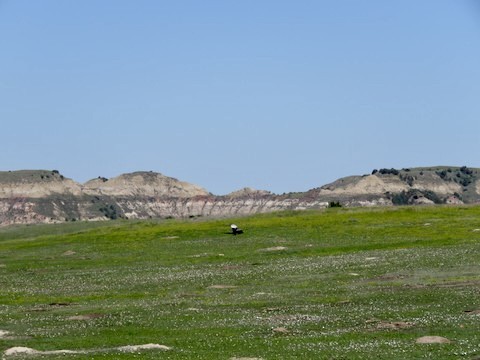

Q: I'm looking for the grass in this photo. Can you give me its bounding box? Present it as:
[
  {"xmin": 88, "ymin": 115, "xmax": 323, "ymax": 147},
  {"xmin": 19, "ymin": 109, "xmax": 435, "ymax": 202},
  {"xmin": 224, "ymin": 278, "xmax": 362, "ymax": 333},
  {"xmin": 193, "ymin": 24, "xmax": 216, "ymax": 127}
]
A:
[{"xmin": 1, "ymin": 206, "xmax": 480, "ymax": 359}]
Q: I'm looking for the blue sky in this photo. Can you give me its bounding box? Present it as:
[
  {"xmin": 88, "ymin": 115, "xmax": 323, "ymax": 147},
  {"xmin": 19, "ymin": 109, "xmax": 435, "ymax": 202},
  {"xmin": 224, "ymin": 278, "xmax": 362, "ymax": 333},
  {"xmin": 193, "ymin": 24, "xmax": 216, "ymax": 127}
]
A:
[{"xmin": 1, "ymin": 1, "xmax": 479, "ymax": 194}]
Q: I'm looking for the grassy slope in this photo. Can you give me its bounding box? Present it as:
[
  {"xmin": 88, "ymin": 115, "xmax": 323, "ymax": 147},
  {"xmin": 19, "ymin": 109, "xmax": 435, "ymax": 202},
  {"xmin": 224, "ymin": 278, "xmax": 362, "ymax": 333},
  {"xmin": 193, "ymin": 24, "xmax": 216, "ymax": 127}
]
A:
[{"xmin": 0, "ymin": 206, "xmax": 480, "ymax": 359}]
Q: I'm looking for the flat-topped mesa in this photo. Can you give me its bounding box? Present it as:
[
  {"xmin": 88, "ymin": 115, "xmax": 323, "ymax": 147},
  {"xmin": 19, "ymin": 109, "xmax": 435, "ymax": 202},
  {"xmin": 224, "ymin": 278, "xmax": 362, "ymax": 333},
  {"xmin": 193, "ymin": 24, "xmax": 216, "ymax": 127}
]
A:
[
  {"xmin": 0, "ymin": 170, "xmax": 82, "ymax": 198},
  {"xmin": 83, "ymin": 171, "xmax": 210, "ymax": 198}
]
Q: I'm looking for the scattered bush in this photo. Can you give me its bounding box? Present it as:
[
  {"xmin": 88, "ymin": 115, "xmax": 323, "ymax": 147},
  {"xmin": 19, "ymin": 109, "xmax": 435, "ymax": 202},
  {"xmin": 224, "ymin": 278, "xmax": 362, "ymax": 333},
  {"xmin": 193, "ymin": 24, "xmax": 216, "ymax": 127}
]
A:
[
  {"xmin": 460, "ymin": 166, "xmax": 473, "ymax": 175},
  {"xmin": 436, "ymin": 170, "xmax": 448, "ymax": 179},
  {"xmin": 450, "ymin": 166, "xmax": 476, "ymax": 188},
  {"xmin": 378, "ymin": 168, "xmax": 400, "ymax": 176},
  {"xmin": 390, "ymin": 190, "xmax": 443, "ymax": 205},
  {"xmin": 460, "ymin": 178, "xmax": 472, "ymax": 187},
  {"xmin": 399, "ymin": 174, "xmax": 415, "ymax": 186},
  {"xmin": 391, "ymin": 191, "xmax": 409, "ymax": 205},
  {"xmin": 422, "ymin": 190, "xmax": 443, "ymax": 204},
  {"xmin": 328, "ymin": 201, "xmax": 342, "ymax": 208},
  {"xmin": 99, "ymin": 204, "xmax": 119, "ymax": 220}
]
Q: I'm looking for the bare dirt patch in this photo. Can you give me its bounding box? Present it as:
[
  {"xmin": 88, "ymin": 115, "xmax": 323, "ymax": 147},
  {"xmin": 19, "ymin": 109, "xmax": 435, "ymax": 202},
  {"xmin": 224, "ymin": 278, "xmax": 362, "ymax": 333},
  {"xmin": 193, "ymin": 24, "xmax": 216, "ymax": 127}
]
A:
[
  {"xmin": 416, "ymin": 336, "xmax": 451, "ymax": 344},
  {"xmin": 188, "ymin": 253, "xmax": 209, "ymax": 258},
  {"xmin": 48, "ymin": 302, "xmax": 72, "ymax": 307},
  {"xmin": 435, "ymin": 280, "xmax": 480, "ymax": 289},
  {"xmin": 376, "ymin": 321, "xmax": 415, "ymax": 330},
  {"xmin": 208, "ymin": 285, "xmax": 237, "ymax": 289},
  {"xmin": 3, "ymin": 347, "xmax": 81, "ymax": 357},
  {"xmin": 375, "ymin": 274, "xmax": 408, "ymax": 281},
  {"xmin": 4, "ymin": 347, "xmax": 39, "ymax": 356},
  {"xmin": 464, "ymin": 309, "xmax": 480, "ymax": 315},
  {"xmin": 62, "ymin": 250, "xmax": 76, "ymax": 256},
  {"xmin": 259, "ymin": 246, "xmax": 287, "ymax": 252},
  {"xmin": 118, "ymin": 344, "xmax": 171, "ymax": 352},
  {"xmin": 3, "ymin": 344, "xmax": 171, "ymax": 358},
  {"xmin": 67, "ymin": 313, "xmax": 104, "ymax": 321},
  {"xmin": 272, "ymin": 327, "xmax": 290, "ymax": 334}
]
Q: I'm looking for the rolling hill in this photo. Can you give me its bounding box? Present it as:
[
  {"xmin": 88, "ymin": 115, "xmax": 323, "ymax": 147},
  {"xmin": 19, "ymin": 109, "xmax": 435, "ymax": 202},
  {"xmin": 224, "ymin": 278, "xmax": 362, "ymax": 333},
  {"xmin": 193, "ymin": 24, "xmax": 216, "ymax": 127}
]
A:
[{"xmin": 0, "ymin": 166, "xmax": 479, "ymax": 226}]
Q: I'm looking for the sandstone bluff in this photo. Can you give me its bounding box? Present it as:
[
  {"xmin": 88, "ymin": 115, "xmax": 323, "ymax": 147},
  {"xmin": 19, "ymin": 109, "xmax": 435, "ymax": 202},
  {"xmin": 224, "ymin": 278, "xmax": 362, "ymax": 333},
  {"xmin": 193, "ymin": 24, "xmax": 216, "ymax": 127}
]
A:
[{"xmin": 1, "ymin": 166, "xmax": 479, "ymax": 226}]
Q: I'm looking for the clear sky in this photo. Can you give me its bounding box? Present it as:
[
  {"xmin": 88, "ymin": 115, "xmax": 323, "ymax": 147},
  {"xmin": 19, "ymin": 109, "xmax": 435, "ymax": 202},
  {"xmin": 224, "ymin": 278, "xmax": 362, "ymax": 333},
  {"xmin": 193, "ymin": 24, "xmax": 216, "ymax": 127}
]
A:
[{"xmin": 1, "ymin": 1, "xmax": 479, "ymax": 195}]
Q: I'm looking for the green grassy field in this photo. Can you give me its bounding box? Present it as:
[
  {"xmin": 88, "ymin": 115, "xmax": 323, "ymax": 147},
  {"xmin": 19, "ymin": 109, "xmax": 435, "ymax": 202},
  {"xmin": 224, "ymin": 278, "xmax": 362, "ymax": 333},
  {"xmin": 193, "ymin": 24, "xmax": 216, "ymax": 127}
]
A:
[{"xmin": 1, "ymin": 206, "xmax": 480, "ymax": 359}]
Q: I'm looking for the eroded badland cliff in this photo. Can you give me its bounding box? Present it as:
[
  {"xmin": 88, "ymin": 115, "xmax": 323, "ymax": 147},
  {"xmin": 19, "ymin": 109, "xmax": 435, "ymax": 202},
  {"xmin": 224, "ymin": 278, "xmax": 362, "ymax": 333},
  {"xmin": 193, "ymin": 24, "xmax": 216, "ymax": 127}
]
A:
[{"xmin": 1, "ymin": 166, "xmax": 479, "ymax": 226}]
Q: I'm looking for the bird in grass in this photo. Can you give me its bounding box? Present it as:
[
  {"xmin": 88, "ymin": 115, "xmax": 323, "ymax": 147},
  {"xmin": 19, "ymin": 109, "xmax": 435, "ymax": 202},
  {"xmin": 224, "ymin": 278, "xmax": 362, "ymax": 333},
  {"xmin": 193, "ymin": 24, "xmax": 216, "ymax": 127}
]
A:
[{"xmin": 230, "ymin": 224, "xmax": 243, "ymax": 235}]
